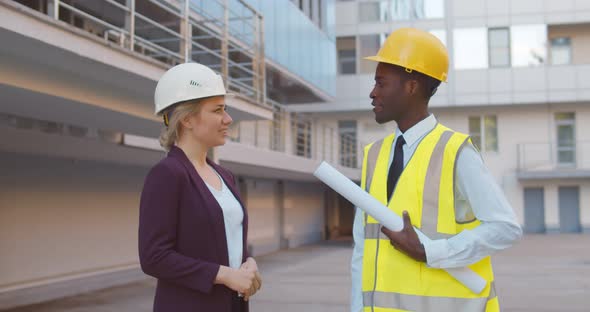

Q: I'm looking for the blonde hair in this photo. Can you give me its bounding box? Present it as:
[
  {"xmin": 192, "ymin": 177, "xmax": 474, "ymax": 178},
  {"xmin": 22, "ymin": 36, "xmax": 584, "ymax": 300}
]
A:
[{"xmin": 159, "ymin": 100, "xmax": 201, "ymax": 151}]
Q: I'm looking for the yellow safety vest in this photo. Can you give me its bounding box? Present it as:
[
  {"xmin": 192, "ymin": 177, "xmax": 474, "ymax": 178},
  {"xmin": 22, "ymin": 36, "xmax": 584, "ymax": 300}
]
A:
[{"xmin": 361, "ymin": 123, "xmax": 499, "ymax": 312}]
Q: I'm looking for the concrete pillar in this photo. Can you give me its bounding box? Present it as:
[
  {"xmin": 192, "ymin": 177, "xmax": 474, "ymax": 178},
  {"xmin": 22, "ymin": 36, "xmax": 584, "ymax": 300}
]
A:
[
  {"xmin": 276, "ymin": 180, "xmax": 288, "ymax": 249},
  {"xmin": 47, "ymin": 0, "xmax": 59, "ymax": 20},
  {"xmin": 285, "ymin": 113, "xmax": 294, "ymax": 155},
  {"xmin": 125, "ymin": 0, "xmax": 135, "ymax": 50},
  {"xmin": 180, "ymin": 0, "xmax": 192, "ymax": 62},
  {"xmin": 324, "ymin": 188, "xmax": 340, "ymax": 239}
]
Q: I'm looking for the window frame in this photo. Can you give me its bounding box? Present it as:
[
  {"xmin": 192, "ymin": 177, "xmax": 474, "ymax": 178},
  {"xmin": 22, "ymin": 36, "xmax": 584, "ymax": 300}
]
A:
[{"xmin": 468, "ymin": 115, "xmax": 499, "ymax": 153}]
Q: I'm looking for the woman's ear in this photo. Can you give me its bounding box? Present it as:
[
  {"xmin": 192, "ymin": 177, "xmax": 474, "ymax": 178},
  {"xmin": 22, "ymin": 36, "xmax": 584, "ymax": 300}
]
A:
[{"xmin": 180, "ymin": 114, "xmax": 193, "ymax": 130}]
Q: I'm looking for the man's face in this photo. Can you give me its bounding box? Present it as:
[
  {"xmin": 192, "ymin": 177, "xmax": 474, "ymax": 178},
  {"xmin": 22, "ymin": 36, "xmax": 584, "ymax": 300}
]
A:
[{"xmin": 369, "ymin": 63, "xmax": 411, "ymax": 124}]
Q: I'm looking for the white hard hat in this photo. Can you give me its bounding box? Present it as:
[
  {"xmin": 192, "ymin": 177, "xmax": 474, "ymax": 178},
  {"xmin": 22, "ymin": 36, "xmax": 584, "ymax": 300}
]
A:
[{"xmin": 154, "ymin": 62, "xmax": 226, "ymax": 115}]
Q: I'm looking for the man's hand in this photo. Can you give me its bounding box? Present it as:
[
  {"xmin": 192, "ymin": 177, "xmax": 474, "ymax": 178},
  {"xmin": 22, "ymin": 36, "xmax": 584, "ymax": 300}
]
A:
[
  {"xmin": 240, "ymin": 257, "xmax": 262, "ymax": 301},
  {"xmin": 380, "ymin": 211, "xmax": 427, "ymax": 262}
]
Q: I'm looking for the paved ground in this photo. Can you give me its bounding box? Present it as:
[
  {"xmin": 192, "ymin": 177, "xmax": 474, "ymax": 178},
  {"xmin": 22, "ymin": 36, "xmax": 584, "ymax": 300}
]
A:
[{"xmin": 5, "ymin": 235, "xmax": 590, "ymax": 312}]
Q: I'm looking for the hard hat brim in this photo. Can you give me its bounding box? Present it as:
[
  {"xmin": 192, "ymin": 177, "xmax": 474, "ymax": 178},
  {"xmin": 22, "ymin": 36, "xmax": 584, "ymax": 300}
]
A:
[
  {"xmin": 363, "ymin": 55, "xmax": 447, "ymax": 82},
  {"xmin": 155, "ymin": 92, "xmax": 229, "ymax": 116},
  {"xmin": 364, "ymin": 55, "xmax": 409, "ymax": 71},
  {"xmin": 364, "ymin": 55, "xmax": 387, "ymax": 63}
]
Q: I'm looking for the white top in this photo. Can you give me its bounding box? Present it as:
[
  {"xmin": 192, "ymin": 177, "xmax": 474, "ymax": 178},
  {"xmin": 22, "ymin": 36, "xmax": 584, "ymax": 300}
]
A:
[
  {"xmin": 205, "ymin": 168, "xmax": 244, "ymax": 269},
  {"xmin": 351, "ymin": 114, "xmax": 522, "ymax": 312}
]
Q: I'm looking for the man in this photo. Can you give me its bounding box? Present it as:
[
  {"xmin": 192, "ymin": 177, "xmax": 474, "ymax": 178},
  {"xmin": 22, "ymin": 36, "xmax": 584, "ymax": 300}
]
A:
[{"xmin": 350, "ymin": 28, "xmax": 522, "ymax": 312}]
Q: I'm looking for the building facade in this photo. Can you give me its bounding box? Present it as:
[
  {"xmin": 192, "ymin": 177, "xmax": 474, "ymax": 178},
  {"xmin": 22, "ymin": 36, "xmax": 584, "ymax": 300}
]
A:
[
  {"xmin": 0, "ymin": 0, "xmax": 359, "ymax": 309},
  {"xmin": 291, "ymin": 0, "xmax": 590, "ymax": 234}
]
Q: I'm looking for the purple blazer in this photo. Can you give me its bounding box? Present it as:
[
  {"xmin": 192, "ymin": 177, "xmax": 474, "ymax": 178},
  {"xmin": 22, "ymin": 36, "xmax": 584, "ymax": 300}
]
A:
[{"xmin": 139, "ymin": 146, "xmax": 249, "ymax": 312}]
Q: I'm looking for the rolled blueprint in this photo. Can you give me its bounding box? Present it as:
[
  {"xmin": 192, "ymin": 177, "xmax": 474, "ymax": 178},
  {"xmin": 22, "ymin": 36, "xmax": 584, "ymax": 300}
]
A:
[{"xmin": 313, "ymin": 161, "xmax": 487, "ymax": 294}]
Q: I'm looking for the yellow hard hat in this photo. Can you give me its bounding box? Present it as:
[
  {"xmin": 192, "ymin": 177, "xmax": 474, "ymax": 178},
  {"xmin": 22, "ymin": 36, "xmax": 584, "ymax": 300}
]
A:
[{"xmin": 365, "ymin": 28, "xmax": 449, "ymax": 82}]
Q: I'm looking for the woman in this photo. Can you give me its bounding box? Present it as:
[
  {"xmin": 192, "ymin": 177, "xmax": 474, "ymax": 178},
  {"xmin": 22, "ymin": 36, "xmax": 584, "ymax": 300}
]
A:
[{"xmin": 139, "ymin": 62, "xmax": 261, "ymax": 312}]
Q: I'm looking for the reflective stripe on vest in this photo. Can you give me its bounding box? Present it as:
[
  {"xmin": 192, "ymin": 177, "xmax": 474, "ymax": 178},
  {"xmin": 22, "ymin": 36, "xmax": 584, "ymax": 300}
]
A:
[{"xmin": 362, "ymin": 281, "xmax": 497, "ymax": 312}]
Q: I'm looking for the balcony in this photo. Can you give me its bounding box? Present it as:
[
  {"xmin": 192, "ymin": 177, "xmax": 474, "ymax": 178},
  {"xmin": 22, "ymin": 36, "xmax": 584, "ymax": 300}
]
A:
[
  {"xmin": 0, "ymin": 108, "xmax": 361, "ymax": 182},
  {"xmin": 12, "ymin": 0, "xmax": 267, "ymax": 107},
  {"xmin": 0, "ymin": 0, "xmax": 358, "ymax": 180},
  {"xmin": 517, "ymin": 141, "xmax": 590, "ymax": 180},
  {"xmin": 1, "ymin": 0, "xmax": 271, "ymax": 136},
  {"xmin": 219, "ymin": 103, "xmax": 361, "ymax": 181}
]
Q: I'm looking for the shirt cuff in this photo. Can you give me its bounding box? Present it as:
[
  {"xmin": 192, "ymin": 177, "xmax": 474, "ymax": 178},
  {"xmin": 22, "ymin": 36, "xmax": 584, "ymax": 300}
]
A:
[{"xmin": 423, "ymin": 238, "xmax": 450, "ymax": 268}]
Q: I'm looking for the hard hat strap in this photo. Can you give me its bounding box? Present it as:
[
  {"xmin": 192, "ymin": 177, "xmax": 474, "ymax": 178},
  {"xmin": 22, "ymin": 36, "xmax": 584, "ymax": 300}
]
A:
[{"xmin": 163, "ymin": 112, "xmax": 170, "ymax": 127}]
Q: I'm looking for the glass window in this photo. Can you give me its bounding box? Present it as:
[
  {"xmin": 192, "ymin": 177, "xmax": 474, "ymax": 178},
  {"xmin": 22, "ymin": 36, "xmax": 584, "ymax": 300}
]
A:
[
  {"xmin": 468, "ymin": 116, "xmax": 482, "ymax": 150},
  {"xmin": 555, "ymin": 112, "xmax": 575, "ymax": 165},
  {"xmin": 359, "ymin": 1, "xmax": 388, "ymax": 23},
  {"xmin": 391, "ymin": 0, "xmax": 411, "ymax": 20},
  {"xmin": 292, "ymin": 114, "xmax": 312, "ymax": 158},
  {"xmin": 511, "ymin": 24, "xmax": 547, "ymax": 67},
  {"xmin": 550, "ymin": 37, "xmax": 571, "ymax": 65},
  {"xmin": 339, "ymin": 120, "xmax": 358, "ymax": 168},
  {"xmin": 489, "ymin": 28, "xmax": 510, "ymax": 67},
  {"xmin": 413, "ymin": 0, "xmax": 445, "ymax": 19},
  {"xmin": 484, "ymin": 116, "xmax": 498, "ymax": 152},
  {"xmin": 469, "ymin": 115, "xmax": 498, "ymax": 152},
  {"xmin": 337, "ymin": 36, "xmax": 357, "ymax": 74},
  {"xmin": 359, "ymin": 34, "xmax": 386, "ymax": 74},
  {"xmin": 454, "ymin": 28, "xmax": 488, "ymax": 69}
]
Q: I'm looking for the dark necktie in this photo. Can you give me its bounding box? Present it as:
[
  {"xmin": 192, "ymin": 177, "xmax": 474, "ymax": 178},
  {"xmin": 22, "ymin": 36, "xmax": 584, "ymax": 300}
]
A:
[{"xmin": 387, "ymin": 135, "xmax": 406, "ymax": 200}]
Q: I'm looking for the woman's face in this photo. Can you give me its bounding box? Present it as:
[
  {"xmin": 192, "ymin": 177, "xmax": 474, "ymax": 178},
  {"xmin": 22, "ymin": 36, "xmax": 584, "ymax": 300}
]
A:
[{"xmin": 183, "ymin": 96, "xmax": 233, "ymax": 148}]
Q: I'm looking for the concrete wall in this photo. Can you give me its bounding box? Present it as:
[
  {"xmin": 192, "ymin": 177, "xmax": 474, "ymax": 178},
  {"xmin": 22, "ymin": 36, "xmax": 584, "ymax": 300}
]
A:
[
  {"xmin": 452, "ymin": 0, "xmax": 590, "ymax": 24},
  {"xmin": 315, "ymin": 64, "xmax": 590, "ymax": 112},
  {"xmin": 238, "ymin": 120, "xmax": 272, "ymax": 150},
  {"xmin": 283, "ymin": 181, "xmax": 326, "ymax": 247},
  {"xmin": 241, "ymin": 178, "xmax": 282, "ymax": 255},
  {"xmin": 0, "ymin": 153, "xmax": 146, "ymax": 292},
  {"xmin": 436, "ymin": 103, "xmax": 590, "ymax": 229},
  {"xmin": 234, "ymin": 176, "xmax": 330, "ymax": 255},
  {"xmin": 336, "ymin": 0, "xmax": 590, "ymax": 32}
]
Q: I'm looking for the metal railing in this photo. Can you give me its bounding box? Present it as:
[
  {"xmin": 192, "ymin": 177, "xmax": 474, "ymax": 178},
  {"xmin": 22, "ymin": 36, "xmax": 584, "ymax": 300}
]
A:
[
  {"xmin": 17, "ymin": 0, "xmax": 267, "ymax": 107},
  {"xmin": 268, "ymin": 99, "xmax": 286, "ymax": 153},
  {"xmin": 225, "ymin": 103, "xmax": 358, "ymax": 168},
  {"xmin": 291, "ymin": 113, "xmax": 313, "ymax": 159},
  {"xmin": 517, "ymin": 141, "xmax": 590, "ymax": 171}
]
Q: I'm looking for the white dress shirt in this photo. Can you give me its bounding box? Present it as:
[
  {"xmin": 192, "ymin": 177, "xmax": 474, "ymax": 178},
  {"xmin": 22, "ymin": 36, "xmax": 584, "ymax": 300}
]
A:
[
  {"xmin": 350, "ymin": 114, "xmax": 522, "ymax": 312},
  {"xmin": 205, "ymin": 168, "xmax": 244, "ymax": 269}
]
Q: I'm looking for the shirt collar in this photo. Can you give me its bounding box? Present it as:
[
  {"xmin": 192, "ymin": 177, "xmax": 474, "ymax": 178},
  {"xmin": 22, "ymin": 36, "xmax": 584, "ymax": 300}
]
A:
[{"xmin": 395, "ymin": 114, "xmax": 437, "ymax": 147}]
